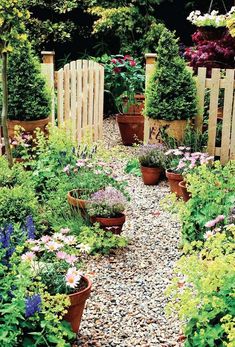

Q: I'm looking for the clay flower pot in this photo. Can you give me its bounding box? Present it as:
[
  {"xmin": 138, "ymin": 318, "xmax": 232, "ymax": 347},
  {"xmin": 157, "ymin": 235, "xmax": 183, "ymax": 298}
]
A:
[
  {"xmin": 67, "ymin": 190, "xmax": 89, "ymax": 217},
  {"xmin": 179, "ymin": 181, "xmax": 191, "ymax": 202},
  {"xmin": 116, "ymin": 114, "xmax": 144, "ymax": 146},
  {"xmin": 166, "ymin": 170, "xmax": 183, "ymax": 197},
  {"xmin": 64, "ymin": 275, "xmax": 92, "ymax": 333},
  {"xmin": 90, "ymin": 213, "xmax": 126, "ymax": 235},
  {"xmin": 7, "ymin": 117, "xmax": 49, "ymax": 138},
  {"xmin": 141, "ymin": 166, "xmax": 162, "ymax": 185}
]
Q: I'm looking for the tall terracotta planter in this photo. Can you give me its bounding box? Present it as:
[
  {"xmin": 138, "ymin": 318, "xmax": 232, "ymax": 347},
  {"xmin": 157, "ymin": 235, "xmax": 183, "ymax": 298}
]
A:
[
  {"xmin": 90, "ymin": 213, "xmax": 126, "ymax": 235},
  {"xmin": 67, "ymin": 190, "xmax": 89, "ymax": 217},
  {"xmin": 124, "ymin": 94, "xmax": 145, "ymax": 114},
  {"xmin": 141, "ymin": 166, "xmax": 162, "ymax": 185},
  {"xmin": 166, "ymin": 170, "xmax": 183, "ymax": 197},
  {"xmin": 148, "ymin": 119, "xmax": 188, "ymax": 144},
  {"xmin": 7, "ymin": 117, "xmax": 49, "ymax": 138},
  {"xmin": 179, "ymin": 181, "xmax": 191, "ymax": 202},
  {"xmin": 116, "ymin": 114, "xmax": 144, "ymax": 145},
  {"xmin": 64, "ymin": 275, "xmax": 92, "ymax": 333}
]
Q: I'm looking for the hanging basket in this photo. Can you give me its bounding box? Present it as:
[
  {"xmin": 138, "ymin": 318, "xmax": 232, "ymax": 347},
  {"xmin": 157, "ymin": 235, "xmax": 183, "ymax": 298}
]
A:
[{"xmin": 198, "ymin": 26, "xmax": 227, "ymax": 41}]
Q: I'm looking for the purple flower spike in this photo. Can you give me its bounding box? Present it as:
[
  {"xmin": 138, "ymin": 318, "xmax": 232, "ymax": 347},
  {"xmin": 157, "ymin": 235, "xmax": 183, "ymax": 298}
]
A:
[
  {"xmin": 26, "ymin": 216, "xmax": 35, "ymax": 240},
  {"xmin": 25, "ymin": 294, "xmax": 41, "ymax": 318}
]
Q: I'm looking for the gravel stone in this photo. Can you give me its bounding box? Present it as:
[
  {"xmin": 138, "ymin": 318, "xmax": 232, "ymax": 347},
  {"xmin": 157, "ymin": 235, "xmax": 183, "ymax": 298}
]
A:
[{"xmin": 77, "ymin": 117, "xmax": 183, "ymax": 347}]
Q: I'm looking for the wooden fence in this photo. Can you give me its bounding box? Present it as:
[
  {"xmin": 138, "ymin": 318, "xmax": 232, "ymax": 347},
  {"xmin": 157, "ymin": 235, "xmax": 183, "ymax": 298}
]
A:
[
  {"xmin": 56, "ymin": 60, "xmax": 104, "ymax": 143},
  {"xmin": 145, "ymin": 54, "xmax": 235, "ymax": 164}
]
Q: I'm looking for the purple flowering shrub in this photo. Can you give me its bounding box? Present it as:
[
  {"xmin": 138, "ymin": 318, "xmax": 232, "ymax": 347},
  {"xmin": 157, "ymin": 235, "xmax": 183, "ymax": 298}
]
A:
[
  {"xmin": 165, "ymin": 146, "xmax": 213, "ymax": 174},
  {"xmin": 138, "ymin": 144, "xmax": 166, "ymax": 168},
  {"xmin": 87, "ymin": 187, "xmax": 127, "ymax": 217}
]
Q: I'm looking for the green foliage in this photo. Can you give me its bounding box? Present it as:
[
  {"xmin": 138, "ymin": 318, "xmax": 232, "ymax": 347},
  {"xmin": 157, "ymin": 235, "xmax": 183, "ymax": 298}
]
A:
[
  {"xmin": 124, "ymin": 158, "xmax": 141, "ymax": 177},
  {"xmin": 97, "ymin": 54, "xmax": 145, "ymax": 113},
  {"xmin": 145, "ymin": 29, "xmax": 197, "ymax": 121},
  {"xmin": 0, "ymin": 0, "xmax": 29, "ymax": 53},
  {"xmin": 87, "ymin": 0, "xmax": 166, "ymax": 55},
  {"xmin": 166, "ymin": 227, "xmax": 235, "ymax": 347},
  {"xmin": 0, "ymin": 185, "xmax": 39, "ymax": 227},
  {"xmin": 77, "ymin": 224, "xmax": 128, "ymax": 254},
  {"xmin": 179, "ymin": 161, "xmax": 235, "ymax": 242},
  {"xmin": 7, "ymin": 41, "xmax": 51, "ymax": 121}
]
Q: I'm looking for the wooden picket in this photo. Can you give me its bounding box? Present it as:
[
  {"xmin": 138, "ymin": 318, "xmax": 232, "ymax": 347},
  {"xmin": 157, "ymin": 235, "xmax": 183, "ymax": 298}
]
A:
[
  {"xmin": 57, "ymin": 60, "xmax": 104, "ymax": 143},
  {"xmin": 194, "ymin": 67, "xmax": 235, "ymax": 164}
]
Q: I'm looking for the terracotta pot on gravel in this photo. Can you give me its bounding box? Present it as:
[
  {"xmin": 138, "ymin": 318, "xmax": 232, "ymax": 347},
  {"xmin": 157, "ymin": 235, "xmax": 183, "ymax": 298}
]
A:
[
  {"xmin": 7, "ymin": 117, "xmax": 49, "ymax": 138},
  {"xmin": 67, "ymin": 190, "xmax": 89, "ymax": 217},
  {"xmin": 166, "ymin": 170, "xmax": 183, "ymax": 197},
  {"xmin": 179, "ymin": 181, "xmax": 191, "ymax": 202},
  {"xmin": 141, "ymin": 166, "xmax": 162, "ymax": 185},
  {"xmin": 64, "ymin": 275, "xmax": 92, "ymax": 333},
  {"xmin": 90, "ymin": 213, "xmax": 126, "ymax": 235},
  {"xmin": 116, "ymin": 114, "xmax": 144, "ymax": 146}
]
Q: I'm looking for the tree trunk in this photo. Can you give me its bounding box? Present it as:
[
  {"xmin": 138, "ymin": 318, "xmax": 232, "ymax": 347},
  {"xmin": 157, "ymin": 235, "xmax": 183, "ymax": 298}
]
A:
[{"xmin": 1, "ymin": 52, "xmax": 13, "ymax": 168}]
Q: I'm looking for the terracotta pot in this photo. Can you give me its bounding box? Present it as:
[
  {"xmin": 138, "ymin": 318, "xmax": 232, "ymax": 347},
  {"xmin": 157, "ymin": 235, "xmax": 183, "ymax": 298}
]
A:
[
  {"xmin": 166, "ymin": 170, "xmax": 183, "ymax": 197},
  {"xmin": 67, "ymin": 190, "xmax": 89, "ymax": 217},
  {"xmin": 179, "ymin": 181, "xmax": 191, "ymax": 202},
  {"xmin": 116, "ymin": 114, "xmax": 144, "ymax": 145},
  {"xmin": 7, "ymin": 117, "xmax": 49, "ymax": 138},
  {"xmin": 64, "ymin": 275, "xmax": 92, "ymax": 333},
  {"xmin": 123, "ymin": 94, "xmax": 145, "ymax": 114},
  {"xmin": 148, "ymin": 119, "xmax": 188, "ymax": 144},
  {"xmin": 90, "ymin": 213, "xmax": 126, "ymax": 235},
  {"xmin": 141, "ymin": 166, "xmax": 162, "ymax": 185}
]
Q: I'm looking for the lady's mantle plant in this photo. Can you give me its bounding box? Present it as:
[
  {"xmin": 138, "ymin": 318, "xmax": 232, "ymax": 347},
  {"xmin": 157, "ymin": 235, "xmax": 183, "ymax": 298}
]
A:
[
  {"xmin": 145, "ymin": 29, "xmax": 197, "ymax": 121},
  {"xmin": 166, "ymin": 225, "xmax": 235, "ymax": 347},
  {"xmin": 87, "ymin": 186, "xmax": 127, "ymax": 218}
]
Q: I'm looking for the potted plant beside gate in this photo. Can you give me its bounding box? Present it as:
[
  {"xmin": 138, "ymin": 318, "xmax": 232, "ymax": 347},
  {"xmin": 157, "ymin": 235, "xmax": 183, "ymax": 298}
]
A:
[
  {"xmin": 6, "ymin": 41, "xmax": 51, "ymax": 138},
  {"xmin": 138, "ymin": 144, "xmax": 166, "ymax": 185},
  {"xmin": 87, "ymin": 186, "xmax": 127, "ymax": 234},
  {"xmin": 101, "ymin": 54, "xmax": 145, "ymax": 145},
  {"xmin": 145, "ymin": 29, "xmax": 197, "ymax": 144}
]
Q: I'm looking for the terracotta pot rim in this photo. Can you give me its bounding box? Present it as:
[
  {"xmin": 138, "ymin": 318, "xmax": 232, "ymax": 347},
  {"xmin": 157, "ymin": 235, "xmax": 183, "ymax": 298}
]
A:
[
  {"xmin": 68, "ymin": 189, "xmax": 90, "ymax": 198},
  {"xmin": 179, "ymin": 180, "xmax": 187, "ymax": 188},
  {"xmin": 141, "ymin": 165, "xmax": 162, "ymax": 170},
  {"xmin": 68, "ymin": 275, "xmax": 92, "ymax": 299},
  {"xmin": 166, "ymin": 170, "xmax": 183, "ymax": 180},
  {"xmin": 8, "ymin": 116, "xmax": 49, "ymax": 124}
]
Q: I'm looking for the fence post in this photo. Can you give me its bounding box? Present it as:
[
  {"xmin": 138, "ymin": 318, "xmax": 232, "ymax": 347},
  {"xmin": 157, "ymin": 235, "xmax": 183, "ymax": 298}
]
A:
[
  {"xmin": 144, "ymin": 53, "xmax": 157, "ymax": 144},
  {"xmin": 41, "ymin": 51, "xmax": 55, "ymax": 125}
]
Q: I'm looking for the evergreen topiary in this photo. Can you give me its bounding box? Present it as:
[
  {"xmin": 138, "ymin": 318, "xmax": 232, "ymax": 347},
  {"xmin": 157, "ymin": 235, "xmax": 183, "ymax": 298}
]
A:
[
  {"xmin": 7, "ymin": 41, "xmax": 51, "ymax": 121},
  {"xmin": 145, "ymin": 29, "xmax": 197, "ymax": 121}
]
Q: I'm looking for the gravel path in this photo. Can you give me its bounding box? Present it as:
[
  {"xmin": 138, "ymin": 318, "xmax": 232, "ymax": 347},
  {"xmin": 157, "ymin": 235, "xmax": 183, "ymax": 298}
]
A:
[{"xmin": 78, "ymin": 117, "xmax": 182, "ymax": 347}]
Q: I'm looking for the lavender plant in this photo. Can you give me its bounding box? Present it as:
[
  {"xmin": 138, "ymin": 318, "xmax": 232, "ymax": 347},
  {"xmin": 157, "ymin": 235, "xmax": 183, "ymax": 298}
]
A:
[
  {"xmin": 138, "ymin": 144, "xmax": 166, "ymax": 168},
  {"xmin": 87, "ymin": 187, "xmax": 127, "ymax": 217}
]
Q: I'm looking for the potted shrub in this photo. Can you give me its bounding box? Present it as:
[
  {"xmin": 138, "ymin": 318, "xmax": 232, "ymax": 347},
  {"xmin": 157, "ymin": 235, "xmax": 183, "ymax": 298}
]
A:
[
  {"xmin": 145, "ymin": 29, "xmax": 197, "ymax": 143},
  {"xmin": 24, "ymin": 227, "xmax": 92, "ymax": 333},
  {"xmin": 100, "ymin": 54, "xmax": 145, "ymax": 145},
  {"xmin": 165, "ymin": 147, "xmax": 213, "ymax": 198},
  {"xmin": 87, "ymin": 186, "xmax": 127, "ymax": 234},
  {"xmin": 6, "ymin": 41, "xmax": 51, "ymax": 138},
  {"xmin": 138, "ymin": 144, "xmax": 166, "ymax": 185}
]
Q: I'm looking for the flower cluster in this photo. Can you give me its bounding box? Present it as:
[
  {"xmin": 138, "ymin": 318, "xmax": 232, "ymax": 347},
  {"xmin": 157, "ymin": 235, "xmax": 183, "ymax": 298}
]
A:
[
  {"xmin": 87, "ymin": 186, "xmax": 127, "ymax": 218},
  {"xmin": 165, "ymin": 147, "xmax": 213, "ymax": 174},
  {"xmin": 21, "ymin": 228, "xmax": 91, "ymax": 292},
  {"xmin": 138, "ymin": 144, "xmax": 166, "ymax": 168},
  {"xmin": 187, "ymin": 9, "xmax": 235, "ymax": 28},
  {"xmin": 111, "ymin": 55, "xmax": 137, "ymax": 74}
]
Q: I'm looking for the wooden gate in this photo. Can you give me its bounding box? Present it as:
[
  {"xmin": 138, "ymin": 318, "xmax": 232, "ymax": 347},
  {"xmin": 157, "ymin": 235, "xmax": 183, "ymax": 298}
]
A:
[{"xmin": 56, "ymin": 60, "xmax": 104, "ymax": 143}]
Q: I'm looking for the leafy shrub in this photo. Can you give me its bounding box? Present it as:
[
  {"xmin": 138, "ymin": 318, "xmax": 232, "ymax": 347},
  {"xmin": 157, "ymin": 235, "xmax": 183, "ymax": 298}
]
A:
[
  {"xmin": 0, "ymin": 185, "xmax": 39, "ymax": 227},
  {"xmin": 7, "ymin": 41, "xmax": 51, "ymax": 121},
  {"xmin": 180, "ymin": 161, "xmax": 235, "ymax": 242},
  {"xmin": 166, "ymin": 226, "xmax": 235, "ymax": 347},
  {"xmin": 124, "ymin": 158, "xmax": 141, "ymax": 177},
  {"xmin": 145, "ymin": 29, "xmax": 197, "ymax": 121},
  {"xmin": 77, "ymin": 225, "xmax": 128, "ymax": 254}
]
